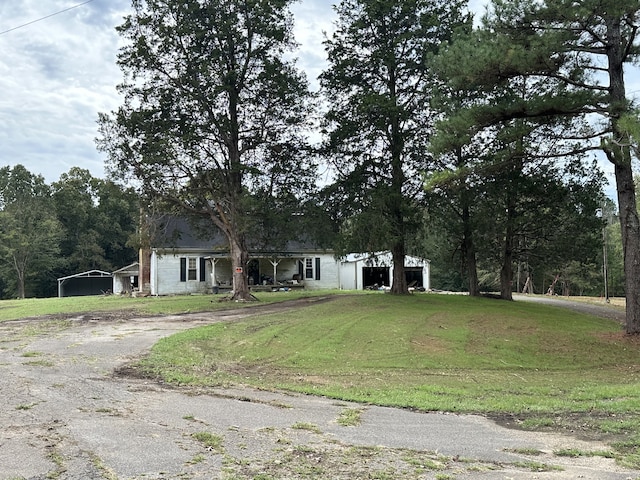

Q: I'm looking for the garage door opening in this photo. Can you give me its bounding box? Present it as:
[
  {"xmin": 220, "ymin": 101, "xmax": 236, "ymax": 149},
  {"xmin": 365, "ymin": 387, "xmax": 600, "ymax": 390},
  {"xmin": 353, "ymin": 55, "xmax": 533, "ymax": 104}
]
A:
[
  {"xmin": 363, "ymin": 267, "xmax": 390, "ymax": 289},
  {"xmin": 405, "ymin": 267, "xmax": 424, "ymax": 288}
]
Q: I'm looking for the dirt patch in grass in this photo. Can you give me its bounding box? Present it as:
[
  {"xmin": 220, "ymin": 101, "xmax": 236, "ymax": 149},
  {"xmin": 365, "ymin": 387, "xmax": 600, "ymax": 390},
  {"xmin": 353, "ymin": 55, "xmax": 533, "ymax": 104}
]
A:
[
  {"xmin": 595, "ymin": 331, "xmax": 640, "ymax": 346},
  {"xmin": 490, "ymin": 411, "xmax": 640, "ymax": 444},
  {"xmin": 410, "ymin": 336, "xmax": 452, "ymax": 355}
]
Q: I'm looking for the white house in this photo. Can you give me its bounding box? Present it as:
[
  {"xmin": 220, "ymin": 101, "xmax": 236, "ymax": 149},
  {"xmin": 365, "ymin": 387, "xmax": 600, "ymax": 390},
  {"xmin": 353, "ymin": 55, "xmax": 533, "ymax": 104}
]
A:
[
  {"xmin": 143, "ymin": 249, "xmax": 429, "ymax": 295},
  {"xmin": 124, "ymin": 217, "xmax": 430, "ymax": 295},
  {"xmin": 146, "ymin": 248, "xmax": 339, "ymax": 295}
]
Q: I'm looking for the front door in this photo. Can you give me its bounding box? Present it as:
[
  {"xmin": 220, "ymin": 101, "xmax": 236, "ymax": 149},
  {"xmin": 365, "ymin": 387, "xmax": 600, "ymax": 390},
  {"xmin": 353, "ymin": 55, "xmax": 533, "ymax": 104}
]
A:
[{"xmin": 248, "ymin": 259, "xmax": 260, "ymax": 286}]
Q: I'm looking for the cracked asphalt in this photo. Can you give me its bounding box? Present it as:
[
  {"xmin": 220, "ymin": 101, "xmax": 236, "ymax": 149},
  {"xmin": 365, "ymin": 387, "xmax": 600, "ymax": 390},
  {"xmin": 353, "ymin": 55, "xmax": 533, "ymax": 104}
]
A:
[{"xmin": 0, "ymin": 298, "xmax": 637, "ymax": 479}]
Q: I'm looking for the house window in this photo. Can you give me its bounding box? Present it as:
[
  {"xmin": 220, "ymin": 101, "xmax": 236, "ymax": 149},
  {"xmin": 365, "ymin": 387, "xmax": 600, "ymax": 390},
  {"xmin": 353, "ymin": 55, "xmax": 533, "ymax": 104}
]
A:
[
  {"xmin": 188, "ymin": 258, "xmax": 197, "ymax": 280},
  {"xmin": 305, "ymin": 258, "xmax": 313, "ymax": 279},
  {"xmin": 180, "ymin": 257, "xmax": 205, "ymax": 282},
  {"xmin": 304, "ymin": 257, "xmax": 321, "ymax": 281}
]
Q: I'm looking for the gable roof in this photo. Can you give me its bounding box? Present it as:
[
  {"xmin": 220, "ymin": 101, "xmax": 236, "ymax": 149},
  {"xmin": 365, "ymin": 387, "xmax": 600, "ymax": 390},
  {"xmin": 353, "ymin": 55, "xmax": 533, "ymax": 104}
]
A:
[
  {"xmin": 150, "ymin": 216, "xmax": 329, "ymax": 255},
  {"xmin": 57, "ymin": 270, "xmax": 112, "ymax": 282},
  {"xmin": 113, "ymin": 263, "xmax": 140, "ymax": 276}
]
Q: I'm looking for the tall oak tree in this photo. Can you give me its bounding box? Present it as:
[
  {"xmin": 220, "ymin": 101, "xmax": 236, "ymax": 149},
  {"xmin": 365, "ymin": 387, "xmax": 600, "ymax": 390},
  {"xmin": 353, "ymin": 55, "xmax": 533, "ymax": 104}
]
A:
[{"xmin": 98, "ymin": 0, "xmax": 314, "ymax": 301}]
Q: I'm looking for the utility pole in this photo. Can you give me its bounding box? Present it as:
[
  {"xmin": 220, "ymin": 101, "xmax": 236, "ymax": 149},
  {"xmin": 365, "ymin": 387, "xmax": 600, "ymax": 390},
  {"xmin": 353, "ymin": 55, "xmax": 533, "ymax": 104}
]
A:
[{"xmin": 603, "ymin": 220, "xmax": 609, "ymax": 303}]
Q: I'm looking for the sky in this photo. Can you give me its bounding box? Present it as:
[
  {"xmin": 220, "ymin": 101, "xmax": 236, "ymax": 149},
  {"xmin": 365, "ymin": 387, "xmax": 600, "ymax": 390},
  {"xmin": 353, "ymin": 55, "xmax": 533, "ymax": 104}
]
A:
[{"xmin": 0, "ymin": 0, "xmax": 623, "ymax": 197}]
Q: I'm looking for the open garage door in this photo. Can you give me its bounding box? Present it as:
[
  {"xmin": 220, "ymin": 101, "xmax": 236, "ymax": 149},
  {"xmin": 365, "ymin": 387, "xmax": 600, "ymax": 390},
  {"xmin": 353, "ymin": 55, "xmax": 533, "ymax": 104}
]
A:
[{"xmin": 363, "ymin": 267, "xmax": 390, "ymax": 289}]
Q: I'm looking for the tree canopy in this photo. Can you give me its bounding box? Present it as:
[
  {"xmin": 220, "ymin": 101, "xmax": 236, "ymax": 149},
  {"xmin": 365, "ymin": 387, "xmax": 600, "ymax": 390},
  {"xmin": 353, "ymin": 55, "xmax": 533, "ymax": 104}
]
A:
[
  {"xmin": 320, "ymin": 0, "xmax": 470, "ymax": 294},
  {"xmin": 432, "ymin": 0, "xmax": 640, "ymax": 331},
  {"xmin": 0, "ymin": 166, "xmax": 137, "ymax": 299},
  {"xmin": 98, "ymin": 0, "xmax": 315, "ymax": 301}
]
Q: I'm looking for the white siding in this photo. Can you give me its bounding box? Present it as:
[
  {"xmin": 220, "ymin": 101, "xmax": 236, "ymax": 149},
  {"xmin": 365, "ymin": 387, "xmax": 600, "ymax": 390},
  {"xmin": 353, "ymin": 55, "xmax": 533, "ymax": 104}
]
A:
[
  {"xmin": 149, "ymin": 249, "xmax": 429, "ymax": 295},
  {"xmin": 302, "ymin": 254, "xmax": 339, "ymax": 290},
  {"xmin": 152, "ymin": 251, "xmax": 209, "ymax": 295},
  {"xmin": 339, "ymin": 252, "xmax": 430, "ymax": 291}
]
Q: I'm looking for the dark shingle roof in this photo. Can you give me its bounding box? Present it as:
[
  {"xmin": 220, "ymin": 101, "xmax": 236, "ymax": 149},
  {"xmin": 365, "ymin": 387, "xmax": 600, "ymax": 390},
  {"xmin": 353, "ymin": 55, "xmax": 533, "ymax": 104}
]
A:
[{"xmin": 151, "ymin": 216, "xmax": 327, "ymax": 255}]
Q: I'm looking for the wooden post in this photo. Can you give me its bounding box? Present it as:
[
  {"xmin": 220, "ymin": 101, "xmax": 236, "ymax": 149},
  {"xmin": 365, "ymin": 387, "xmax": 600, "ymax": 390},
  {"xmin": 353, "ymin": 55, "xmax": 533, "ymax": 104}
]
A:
[{"xmin": 270, "ymin": 258, "xmax": 280, "ymax": 286}]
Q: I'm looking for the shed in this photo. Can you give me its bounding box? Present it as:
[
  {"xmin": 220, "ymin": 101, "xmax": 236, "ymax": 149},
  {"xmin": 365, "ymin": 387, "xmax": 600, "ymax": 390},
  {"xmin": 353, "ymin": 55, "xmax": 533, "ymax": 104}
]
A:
[
  {"xmin": 112, "ymin": 262, "xmax": 139, "ymax": 295},
  {"xmin": 57, "ymin": 270, "xmax": 113, "ymax": 298}
]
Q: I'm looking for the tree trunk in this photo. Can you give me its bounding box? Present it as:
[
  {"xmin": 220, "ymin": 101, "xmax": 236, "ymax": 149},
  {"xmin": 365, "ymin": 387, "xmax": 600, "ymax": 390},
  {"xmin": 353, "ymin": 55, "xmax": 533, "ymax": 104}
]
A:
[
  {"xmin": 229, "ymin": 234, "xmax": 253, "ymax": 301},
  {"xmin": 614, "ymin": 162, "xmax": 640, "ymax": 333},
  {"xmin": 500, "ymin": 207, "xmax": 515, "ymax": 301},
  {"xmin": 606, "ymin": 15, "xmax": 640, "ymax": 333},
  {"xmin": 12, "ymin": 254, "xmax": 26, "ymax": 299},
  {"xmin": 500, "ymin": 246, "xmax": 513, "ymax": 300},
  {"xmin": 390, "ymin": 241, "xmax": 408, "ymax": 294},
  {"xmin": 462, "ymin": 203, "xmax": 480, "ymax": 296},
  {"xmin": 17, "ymin": 270, "xmax": 25, "ymax": 299}
]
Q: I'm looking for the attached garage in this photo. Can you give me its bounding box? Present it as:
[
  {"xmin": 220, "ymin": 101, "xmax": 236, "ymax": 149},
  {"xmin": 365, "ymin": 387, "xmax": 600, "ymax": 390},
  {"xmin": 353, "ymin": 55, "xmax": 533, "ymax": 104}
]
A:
[
  {"xmin": 362, "ymin": 266, "xmax": 390, "ymax": 289},
  {"xmin": 339, "ymin": 252, "xmax": 430, "ymax": 291},
  {"xmin": 57, "ymin": 270, "xmax": 113, "ymax": 298}
]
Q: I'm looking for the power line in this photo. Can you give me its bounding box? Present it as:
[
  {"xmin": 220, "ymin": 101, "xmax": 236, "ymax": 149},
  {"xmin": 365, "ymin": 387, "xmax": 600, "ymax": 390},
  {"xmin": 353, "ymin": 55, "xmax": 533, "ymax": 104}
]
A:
[{"xmin": 0, "ymin": 0, "xmax": 96, "ymax": 36}]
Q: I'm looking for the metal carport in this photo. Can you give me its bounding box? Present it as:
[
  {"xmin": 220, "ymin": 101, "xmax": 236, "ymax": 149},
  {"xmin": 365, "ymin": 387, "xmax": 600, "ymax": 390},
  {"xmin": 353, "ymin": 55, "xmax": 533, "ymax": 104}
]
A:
[{"xmin": 57, "ymin": 270, "xmax": 113, "ymax": 298}]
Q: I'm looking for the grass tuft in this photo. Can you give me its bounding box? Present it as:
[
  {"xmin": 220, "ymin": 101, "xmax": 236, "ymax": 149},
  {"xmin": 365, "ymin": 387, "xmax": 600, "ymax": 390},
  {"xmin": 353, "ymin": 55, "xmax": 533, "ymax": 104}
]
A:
[
  {"xmin": 337, "ymin": 408, "xmax": 364, "ymax": 427},
  {"xmin": 191, "ymin": 431, "xmax": 224, "ymax": 454}
]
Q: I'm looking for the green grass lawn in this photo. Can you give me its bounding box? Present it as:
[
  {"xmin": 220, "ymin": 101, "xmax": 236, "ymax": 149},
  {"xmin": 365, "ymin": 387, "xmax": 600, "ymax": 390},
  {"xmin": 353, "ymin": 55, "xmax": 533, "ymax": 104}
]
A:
[
  {"xmin": 130, "ymin": 293, "xmax": 640, "ymax": 468},
  {"xmin": 0, "ymin": 290, "xmax": 333, "ymax": 322},
  {"xmin": 136, "ymin": 294, "xmax": 640, "ymax": 413}
]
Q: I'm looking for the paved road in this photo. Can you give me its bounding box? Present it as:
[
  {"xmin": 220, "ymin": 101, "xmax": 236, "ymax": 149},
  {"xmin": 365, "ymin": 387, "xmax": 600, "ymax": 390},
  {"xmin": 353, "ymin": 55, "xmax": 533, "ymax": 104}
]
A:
[
  {"xmin": 514, "ymin": 293, "xmax": 626, "ymax": 323},
  {"xmin": 0, "ymin": 300, "xmax": 636, "ymax": 479}
]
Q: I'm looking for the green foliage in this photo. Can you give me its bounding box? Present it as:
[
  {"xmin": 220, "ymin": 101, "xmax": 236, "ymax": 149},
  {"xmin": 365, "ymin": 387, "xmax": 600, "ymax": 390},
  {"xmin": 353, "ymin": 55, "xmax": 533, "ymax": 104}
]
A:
[
  {"xmin": 51, "ymin": 168, "xmax": 139, "ymax": 282},
  {"xmin": 320, "ymin": 0, "xmax": 470, "ymax": 293},
  {"xmin": 0, "ymin": 165, "xmax": 138, "ymax": 299},
  {"xmin": 97, "ymin": 0, "xmax": 315, "ymax": 300},
  {"xmin": 426, "ymin": 0, "xmax": 639, "ymax": 298},
  {"xmin": 0, "ymin": 166, "xmax": 63, "ymax": 298}
]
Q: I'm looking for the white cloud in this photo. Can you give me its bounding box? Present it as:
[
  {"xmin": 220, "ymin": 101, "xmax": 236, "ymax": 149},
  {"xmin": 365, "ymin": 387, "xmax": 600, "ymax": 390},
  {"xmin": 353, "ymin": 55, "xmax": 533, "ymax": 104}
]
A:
[
  {"xmin": 0, "ymin": 0, "xmax": 129, "ymax": 183},
  {"xmin": 0, "ymin": 0, "xmax": 336, "ymax": 184},
  {"xmin": 291, "ymin": 1, "xmax": 335, "ymax": 90}
]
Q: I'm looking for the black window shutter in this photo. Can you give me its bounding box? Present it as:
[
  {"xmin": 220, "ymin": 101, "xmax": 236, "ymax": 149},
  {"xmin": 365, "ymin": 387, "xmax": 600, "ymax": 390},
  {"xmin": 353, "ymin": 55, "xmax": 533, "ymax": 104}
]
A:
[
  {"xmin": 199, "ymin": 257, "xmax": 206, "ymax": 282},
  {"xmin": 180, "ymin": 258, "xmax": 187, "ymax": 282},
  {"xmin": 298, "ymin": 260, "xmax": 304, "ymax": 278},
  {"xmin": 315, "ymin": 257, "xmax": 321, "ymax": 280}
]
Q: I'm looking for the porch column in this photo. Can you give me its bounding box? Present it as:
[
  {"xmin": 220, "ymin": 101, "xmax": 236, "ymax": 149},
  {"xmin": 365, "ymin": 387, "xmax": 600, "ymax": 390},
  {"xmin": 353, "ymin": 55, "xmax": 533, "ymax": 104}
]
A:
[
  {"xmin": 270, "ymin": 258, "xmax": 281, "ymax": 286},
  {"xmin": 210, "ymin": 258, "xmax": 219, "ymax": 285}
]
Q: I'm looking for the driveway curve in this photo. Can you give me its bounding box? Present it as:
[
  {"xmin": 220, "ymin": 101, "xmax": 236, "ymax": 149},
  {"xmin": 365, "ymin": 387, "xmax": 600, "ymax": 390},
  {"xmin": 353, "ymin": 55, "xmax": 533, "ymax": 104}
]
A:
[{"xmin": 0, "ymin": 298, "xmax": 636, "ymax": 479}]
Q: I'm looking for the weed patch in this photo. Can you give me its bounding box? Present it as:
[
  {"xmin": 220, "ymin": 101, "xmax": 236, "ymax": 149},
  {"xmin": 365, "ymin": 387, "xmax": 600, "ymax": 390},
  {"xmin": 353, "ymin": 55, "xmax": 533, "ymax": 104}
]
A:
[
  {"xmin": 191, "ymin": 431, "xmax": 224, "ymax": 453},
  {"xmin": 291, "ymin": 422, "xmax": 321, "ymax": 434},
  {"xmin": 337, "ymin": 407, "xmax": 364, "ymax": 427}
]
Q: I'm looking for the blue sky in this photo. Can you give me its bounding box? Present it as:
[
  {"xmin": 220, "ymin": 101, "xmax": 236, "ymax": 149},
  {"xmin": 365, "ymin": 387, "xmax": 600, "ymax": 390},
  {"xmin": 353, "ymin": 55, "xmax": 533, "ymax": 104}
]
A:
[{"xmin": 0, "ymin": 0, "xmax": 626, "ymax": 198}]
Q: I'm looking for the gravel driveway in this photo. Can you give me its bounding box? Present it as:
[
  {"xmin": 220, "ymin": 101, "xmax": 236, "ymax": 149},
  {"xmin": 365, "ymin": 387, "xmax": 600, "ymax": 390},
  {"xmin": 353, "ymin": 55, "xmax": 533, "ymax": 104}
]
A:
[{"xmin": 0, "ymin": 298, "xmax": 636, "ymax": 479}]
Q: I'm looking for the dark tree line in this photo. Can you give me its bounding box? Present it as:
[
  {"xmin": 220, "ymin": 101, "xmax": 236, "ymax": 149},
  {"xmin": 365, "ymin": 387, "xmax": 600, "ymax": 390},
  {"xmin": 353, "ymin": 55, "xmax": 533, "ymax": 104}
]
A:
[
  {"xmin": 428, "ymin": 0, "xmax": 640, "ymax": 332},
  {"xmin": 0, "ymin": 165, "xmax": 139, "ymax": 299}
]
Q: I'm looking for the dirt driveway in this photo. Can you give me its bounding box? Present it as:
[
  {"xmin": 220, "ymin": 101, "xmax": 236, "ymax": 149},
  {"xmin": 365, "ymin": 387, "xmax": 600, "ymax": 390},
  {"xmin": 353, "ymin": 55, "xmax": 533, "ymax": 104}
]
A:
[{"xmin": 0, "ymin": 298, "xmax": 636, "ymax": 479}]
